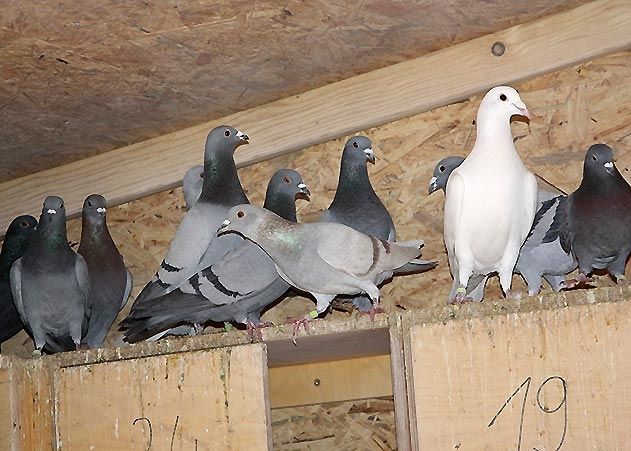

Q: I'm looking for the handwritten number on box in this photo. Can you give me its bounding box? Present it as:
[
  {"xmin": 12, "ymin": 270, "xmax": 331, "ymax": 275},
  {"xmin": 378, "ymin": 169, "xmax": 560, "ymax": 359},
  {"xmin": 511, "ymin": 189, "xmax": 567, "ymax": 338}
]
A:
[{"xmin": 488, "ymin": 376, "xmax": 567, "ymax": 451}]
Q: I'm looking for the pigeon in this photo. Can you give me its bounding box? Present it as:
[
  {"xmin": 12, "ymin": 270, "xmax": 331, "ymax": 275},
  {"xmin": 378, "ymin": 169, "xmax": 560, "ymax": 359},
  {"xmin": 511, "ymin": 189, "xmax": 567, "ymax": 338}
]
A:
[
  {"xmin": 0, "ymin": 215, "xmax": 37, "ymax": 346},
  {"xmin": 10, "ymin": 196, "xmax": 90, "ymax": 355},
  {"xmin": 133, "ymin": 125, "xmax": 250, "ymax": 307},
  {"xmin": 78, "ymin": 194, "xmax": 132, "ymax": 348},
  {"xmin": 182, "ymin": 165, "xmax": 204, "ymax": 209},
  {"xmin": 556, "ymin": 144, "xmax": 631, "ymax": 286},
  {"xmin": 428, "ymin": 156, "xmax": 486, "ymax": 301},
  {"xmin": 431, "ymin": 156, "xmax": 576, "ymax": 297},
  {"xmin": 320, "ymin": 136, "xmax": 436, "ymax": 312},
  {"xmin": 120, "ymin": 169, "xmax": 310, "ymax": 342},
  {"xmin": 218, "ymin": 204, "xmax": 425, "ymax": 332},
  {"xmin": 443, "ymin": 86, "xmax": 538, "ymax": 303}
]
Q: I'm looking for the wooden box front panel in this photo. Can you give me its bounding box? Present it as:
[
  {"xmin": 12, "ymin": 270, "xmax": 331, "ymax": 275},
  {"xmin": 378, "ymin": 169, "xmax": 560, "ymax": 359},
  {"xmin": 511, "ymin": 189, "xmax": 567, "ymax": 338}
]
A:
[
  {"xmin": 407, "ymin": 300, "xmax": 631, "ymax": 450},
  {"xmin": 54, "ymin": 344, "xmax": 271, "ymax": 450}
]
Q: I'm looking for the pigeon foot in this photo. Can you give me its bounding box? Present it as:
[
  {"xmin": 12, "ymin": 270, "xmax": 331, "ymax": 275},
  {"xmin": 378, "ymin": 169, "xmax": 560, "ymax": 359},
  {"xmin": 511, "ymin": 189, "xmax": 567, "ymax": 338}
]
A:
[
  {"xmin": 450, "ymin": 287, "xmax": 474, "ymax": 304},
  {"xmin": 562, "ymin": 273, "xmax": 593, "ymax": 289},
  {"xmin": 360, "ymin": 305, "xmax": 385, "ymax": 328},
  {"xmin": 246, "ymin": 321, "xmax": 274, "ymax": 342},
  {"xmin": 286, "ymin": 311, "xmax": 318, "ymax": 344}
]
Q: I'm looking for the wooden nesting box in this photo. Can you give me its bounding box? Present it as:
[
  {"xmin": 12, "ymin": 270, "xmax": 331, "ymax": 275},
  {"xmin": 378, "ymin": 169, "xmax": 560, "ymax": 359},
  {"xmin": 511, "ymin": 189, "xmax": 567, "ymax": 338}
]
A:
[
  {"xmin": 2, "ymin": 290, "xmax": 631, "ymax": 449},
  {"xmin": 1, "ymin": 0, "xmax": 631, "ymax": 449}
]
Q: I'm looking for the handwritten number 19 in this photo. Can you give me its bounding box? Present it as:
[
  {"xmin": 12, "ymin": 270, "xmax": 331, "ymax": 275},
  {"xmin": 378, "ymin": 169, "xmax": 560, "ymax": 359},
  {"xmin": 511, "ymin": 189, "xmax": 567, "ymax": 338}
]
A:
[{"xmin": 488, "ymin": 376, "xmax": 568, "ymax": 451}]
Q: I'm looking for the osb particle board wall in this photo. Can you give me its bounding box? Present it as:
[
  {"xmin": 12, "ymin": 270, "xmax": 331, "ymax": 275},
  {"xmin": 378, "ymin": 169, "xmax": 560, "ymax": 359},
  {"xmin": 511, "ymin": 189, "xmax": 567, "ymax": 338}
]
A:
[{"xmin": 4, "ymin": 50, "xmax": 631, "ymax": 356}]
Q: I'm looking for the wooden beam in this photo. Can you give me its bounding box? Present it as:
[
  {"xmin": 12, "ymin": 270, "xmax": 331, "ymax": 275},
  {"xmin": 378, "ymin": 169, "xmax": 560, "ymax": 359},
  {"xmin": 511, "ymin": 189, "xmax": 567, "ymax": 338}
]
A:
[
  {"xmin": 390, "ymin": 316, "xmax": 412, "ymax": 451},
  {"xmin": 0, "ymin": 0, "xmax": 629, "ymax": 233},
  {"xmin": 268, "ymin": 355, "xmax": 392, "ymax": 409}
]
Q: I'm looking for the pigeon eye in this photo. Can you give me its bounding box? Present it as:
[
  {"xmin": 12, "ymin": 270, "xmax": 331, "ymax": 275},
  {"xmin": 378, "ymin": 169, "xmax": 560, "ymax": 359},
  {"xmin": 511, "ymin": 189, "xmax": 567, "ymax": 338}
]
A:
[
  {"xmin": 283, "ymin": 176, "xmax": 291, "ymax": 184},
  {"xmin": 439, "ymin": 166, "xmax": 446, "ymax": 172},
  {"xmin": 352, "ymin": 141, "xmax": 358, "ymax": 148},
  {"xmin": 199, "ymin": 172, "xmax": 204, "ymax": 179},
  {"xmin": 592, "ymin": 154, "xmax": 598, "ymax": 162},
  {"xmin": 224, "ymin": 130, "xmax": 231, "ymax": 137},
  {"xmin": 20, "ymin": 220, "xmax": 28, "ymax": 228},
  {"xmin": 236, "ymin": 211, "xmax": 245, "ymax": 219},
  {"xmin": 499, "ymin": 94, "xmax": 507, "ymax": 101},
  {"xmin": 87, "ymin": 201, "xmax": 93, "ymax": 207}
]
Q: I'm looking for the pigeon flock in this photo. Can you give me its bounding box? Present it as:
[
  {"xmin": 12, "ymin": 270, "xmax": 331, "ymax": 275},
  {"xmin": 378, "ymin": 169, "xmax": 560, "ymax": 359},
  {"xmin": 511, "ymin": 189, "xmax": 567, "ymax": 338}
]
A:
[{"xmin": 2, "ymin": 85, "xmax": 630, "ymax": 355}]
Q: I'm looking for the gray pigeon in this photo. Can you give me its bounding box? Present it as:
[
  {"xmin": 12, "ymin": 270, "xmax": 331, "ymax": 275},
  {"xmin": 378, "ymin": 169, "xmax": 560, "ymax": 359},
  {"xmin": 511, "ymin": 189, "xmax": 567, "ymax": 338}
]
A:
[
  {"xmin": 10, "ymin": 196, "xmax": 90, "ymax": 355},
  {"xmin": 182, "ymin": 165, "xmax": 204, "ymax": 209},
  {"xmin": 556, "ymin": 144, "xmax": 631, "ymax": 286},
  {"xmin": 78, "ymin": 194, "xmax": 132, "ymax": 348},
  {"xmin": 430, "ymin": 156, "xmax": 576, "ymax": 297},
  {"xmin": 0, "ymin": 215, "xmax": 37, "ymax": 346},
  {"xmin": 444, "ymin": 86, "xmax": 538, "ymax": 303},
  {"xmin": 134, "ymin": 125, "xmax": 249, "ymax": 307},
  {"xmin": 320, "ymin": 136, "xmax": 436, "ymax": 312},
  {"xmin": 120, "ymin": 169, "xmax": 310, "ymax": 342},
  {"xmin": 219, "ymin": 204, "xmax": 425, "ymax": 332}
]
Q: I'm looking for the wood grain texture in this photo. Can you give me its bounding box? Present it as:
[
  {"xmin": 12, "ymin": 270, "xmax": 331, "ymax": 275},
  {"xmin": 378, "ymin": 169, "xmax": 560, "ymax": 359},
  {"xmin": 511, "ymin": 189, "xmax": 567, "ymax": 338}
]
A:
[
  {"xmin": 269, "ymin": 355, "xmax": 392, "ymax": 409},
  {"xmin": 1, "ymin": 0, "xmax": 628, "ymax": 234},
  {"xmin": 0, "ymin": 368, "xmax": 11, "ymax": 449},
  {"xmin": 389, "ymin": 316, "xmax": 411, "ymax": 451},
  {"xmin": 0, "ymin": 0, "xmax": 589, "ymax": 182},
  {"xmin": 53, "ymin": 344, "xmax": 271, "ymax": 450},
  {"xmin": 406, "ymin": 299, "xmax": 631, "ymax": 450}
]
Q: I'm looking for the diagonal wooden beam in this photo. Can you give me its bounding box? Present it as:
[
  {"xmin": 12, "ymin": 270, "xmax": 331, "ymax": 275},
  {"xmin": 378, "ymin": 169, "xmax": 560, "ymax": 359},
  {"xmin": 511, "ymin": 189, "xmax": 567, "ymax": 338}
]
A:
[{"xmin": 1, "ymin": 0, "xmax": 630, "ymax": 234}]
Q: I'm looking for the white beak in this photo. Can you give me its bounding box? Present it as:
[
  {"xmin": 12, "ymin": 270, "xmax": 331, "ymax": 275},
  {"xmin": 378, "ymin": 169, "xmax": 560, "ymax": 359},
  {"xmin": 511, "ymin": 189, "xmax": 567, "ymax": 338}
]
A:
[
  {"xmin": 47, "ymin": 209, "xmax": 57, "ymax": 214},
  {"xmin": 364, "ymin": 148, "xmax": 376, "ymax": 163},
  {"xmin": 221, "ymin": 219, "xmax": 231, "ymax": 227},
  {"xmin": 96, "ymin": 207, "xmax": 106, "ymax": 213},
  {"xmin": 297, "ymin": 183, "xmax": 307, "ymax": 189},
  {"xmin": 604, "ymin": 162, "xmax": 614, "ymax": 169},
  {"xmin": 429, "ymin": 176, "xmax": 437, "ymax": 185},
  {"xmin": 511, "ymin": 101, "xmax": 530, "ymax": 119},
  {"xmin": 235, "ymin": 130, "xmax": 249, "ymax": 141}
]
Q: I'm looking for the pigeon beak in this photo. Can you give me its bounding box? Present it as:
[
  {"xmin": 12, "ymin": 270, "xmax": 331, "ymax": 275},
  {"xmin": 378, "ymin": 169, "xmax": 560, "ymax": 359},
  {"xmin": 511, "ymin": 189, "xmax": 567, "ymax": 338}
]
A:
[
  {"xmin": 604, "ymin": 161, "xmax": 614, "ymax": 174},
  {"xmin": 47, "ymin": 209, "xmax": 57, "ymax": 215},
  {"xmin": 364, "ymin": 148, "xmax": 376, "ymax": 164},
  {"xmin": 512, "ymin": 101, "xmax": 530, "ymax": 120},
  {"xmin": 296, "ymin": 182, "xmax": 311, "ymax": 201},
  {"xmin": 235, "ymin": 130, "xmax": 249, "ymax": 143},
  {"xmin": 428, "ymin": 176, "xmax": 438, "ymax": 195},
  {"xmin": 96, "ymin": 207, "xmax": 106, "ymax": 214},
  {"xmin": 217, "ymin": 219, "xmax": 231, "ymax": 233}
]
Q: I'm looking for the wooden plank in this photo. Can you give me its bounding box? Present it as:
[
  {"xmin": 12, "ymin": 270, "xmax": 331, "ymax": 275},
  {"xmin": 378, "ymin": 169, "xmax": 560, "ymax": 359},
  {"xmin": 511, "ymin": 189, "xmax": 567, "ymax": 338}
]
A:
[
  {"xmin": 390, "ymin": 315, "xmax": 411, "ymax": 451},
  {"xmin": 1, "ymin": 0, "xmax": 629, "ymax": 234},
  {"xmin": 268, "ymin": 355, "xmax": 392, "ymax": 409},
  {"xmin": 406, "ymin": 300, "xmax": 631, "ymax": 450},
  {"xmin": 266, "ymin": 327, "xmax": 390, "ymax": 367},
  {"xmin": 12, "ymin": 361, "xmax": 55, "ymax": 451},
  {"xmin": 0, "ymin": 368, "xmax": 11, "ymax": 450},
  {"xmin": 53, "ymin": 344, "xmax": 270, "ymax": 450}
]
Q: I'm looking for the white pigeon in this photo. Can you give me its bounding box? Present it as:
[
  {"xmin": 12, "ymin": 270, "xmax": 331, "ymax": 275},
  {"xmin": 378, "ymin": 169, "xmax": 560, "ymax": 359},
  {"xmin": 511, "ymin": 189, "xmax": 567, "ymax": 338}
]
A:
[{"xmin": 443, "ymin": 86, "xmax": 537, "ymax": 303}]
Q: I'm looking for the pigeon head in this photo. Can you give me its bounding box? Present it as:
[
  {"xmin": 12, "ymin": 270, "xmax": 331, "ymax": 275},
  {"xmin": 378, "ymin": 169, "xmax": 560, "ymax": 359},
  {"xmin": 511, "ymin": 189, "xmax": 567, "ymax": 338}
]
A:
[
  {"xmin": 82, "ymin": 194, "xmax": 108, "ymax": 222},
  {"xmin": 584, "ymin": 144, "xmax": 616, "ymax": 177},
  {"xmin": 264, "ymin": 169, "xmax": 310, "ymax": 222},
  {"xmin": 182, "ymin": 165, "xmax": 204, "ymax": 209},
  {"xmin": 478, "ymin": 86, "xmax": 530, "ymax": 124},
  {"xmin": 205, "ymin": 125, "xmax": 249, "ymax": 157},
  {"xmin": 6, "ymin": 215, "xmax": 38, "ymax": 238},
  {"xmin": 183, "ymin": 165, "xmax": 204, "ymax": 185},
  {"xmin": 342, "ymin": 136, "xmax": 375, "ymax": 165},
  {"xmin": 268, "ymin": 169, "xmax": 310, "ymax": 202},
  {"xmin": 218, "ymin": 204, "xmax": 266, "ymax": 238},
  {"xmin": 39, "ymin": 196, "xmax": 67, "ymax": 227},
  {"xmin": 429, "ymin": 156, "xmax": 465, "ymax": 195}
]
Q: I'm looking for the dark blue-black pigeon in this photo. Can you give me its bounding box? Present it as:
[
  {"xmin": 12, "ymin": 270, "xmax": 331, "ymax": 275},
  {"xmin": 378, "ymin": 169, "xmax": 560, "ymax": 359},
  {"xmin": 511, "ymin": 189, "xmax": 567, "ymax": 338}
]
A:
[
  {"xmin": 10, "ymin": 196, "xmax": 90, "ymax": 355},
  {"xmin": 0, "ymin": 215, "xmax": 37, "ymax": 347},
  {"xmin": 556, "ymin": 144, "xmax": 631, "ymax": 287},
  {"xmin": 78, "ymin": 194, "xmax": 132, "ymax": 348}
]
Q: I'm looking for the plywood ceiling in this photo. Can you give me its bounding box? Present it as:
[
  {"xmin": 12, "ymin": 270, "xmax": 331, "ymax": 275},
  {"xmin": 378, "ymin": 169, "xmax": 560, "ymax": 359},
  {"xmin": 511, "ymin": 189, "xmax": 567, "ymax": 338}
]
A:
[{"xmin": 0, "ymin": 0, "xmax": 589, "ymax": 182}]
